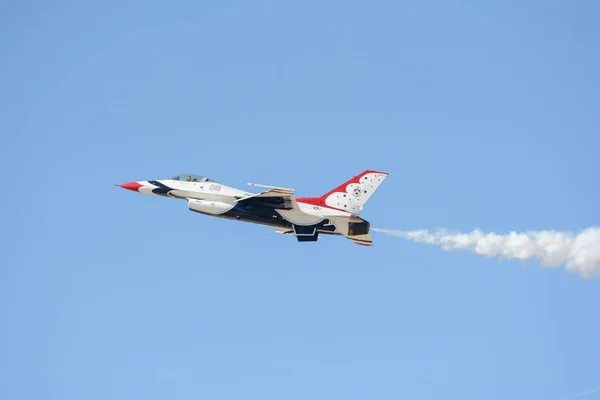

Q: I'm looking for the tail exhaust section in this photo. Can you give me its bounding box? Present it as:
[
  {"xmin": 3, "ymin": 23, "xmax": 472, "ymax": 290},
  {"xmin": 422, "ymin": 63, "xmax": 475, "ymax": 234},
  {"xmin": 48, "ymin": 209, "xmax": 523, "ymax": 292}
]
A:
[
  {"xmin": 298, "ymin": 170, "xmax": 388, "ymax": 215},
  {"xmin": 346, "ymin": 218, "xmax": 373, "ymax": 246}
]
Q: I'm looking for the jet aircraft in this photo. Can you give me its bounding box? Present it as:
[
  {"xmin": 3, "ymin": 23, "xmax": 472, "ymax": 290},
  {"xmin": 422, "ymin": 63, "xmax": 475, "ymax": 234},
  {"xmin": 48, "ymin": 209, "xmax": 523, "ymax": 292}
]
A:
[{"xmin": 117, "ymin": 170, "xmax": 388, "ymax": 245}]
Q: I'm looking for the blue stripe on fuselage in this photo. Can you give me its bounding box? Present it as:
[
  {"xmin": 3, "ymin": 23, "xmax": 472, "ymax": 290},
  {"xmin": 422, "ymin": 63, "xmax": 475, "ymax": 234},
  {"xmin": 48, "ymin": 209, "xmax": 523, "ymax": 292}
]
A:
[{"xmin": 148, "ymin": 180, "xmax": 174, "ymax": 196}]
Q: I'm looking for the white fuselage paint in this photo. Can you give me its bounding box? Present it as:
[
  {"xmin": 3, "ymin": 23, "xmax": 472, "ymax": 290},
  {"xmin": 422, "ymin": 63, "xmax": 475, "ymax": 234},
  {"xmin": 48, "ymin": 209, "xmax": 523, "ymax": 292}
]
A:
[
  {"xmin": 140, "ymin": 179, "xmax": 253, "ymax": 200},
  {"xmin": 188, "ymin": 198, "xmax": 236, "ymax": 215}
]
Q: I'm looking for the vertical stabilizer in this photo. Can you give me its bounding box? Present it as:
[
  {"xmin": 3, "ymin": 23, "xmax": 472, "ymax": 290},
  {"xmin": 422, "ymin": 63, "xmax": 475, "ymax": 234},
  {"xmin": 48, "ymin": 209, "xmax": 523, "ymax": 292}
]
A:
[{"xmin": 298, "ymin": 170, "xmax": 388, "ymax": 214}]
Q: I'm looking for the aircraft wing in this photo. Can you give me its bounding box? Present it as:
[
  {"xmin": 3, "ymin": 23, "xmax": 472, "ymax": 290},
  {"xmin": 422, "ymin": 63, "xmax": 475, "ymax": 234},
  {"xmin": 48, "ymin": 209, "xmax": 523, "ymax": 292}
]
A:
[
  {"xmin": 236, "ymin": 187, "xmax": 298, "ymax": 210},
  {"xmin": 238, "ymin": 184, "xmax": 328, "ymax": 240}
]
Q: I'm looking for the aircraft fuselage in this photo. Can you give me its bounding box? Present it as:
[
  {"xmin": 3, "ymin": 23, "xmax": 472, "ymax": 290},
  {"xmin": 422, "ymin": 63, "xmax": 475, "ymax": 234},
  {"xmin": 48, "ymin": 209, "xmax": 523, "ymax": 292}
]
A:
[{"xmin": 117, "ymin": 171, "xmax": 387, "ymax": 245}]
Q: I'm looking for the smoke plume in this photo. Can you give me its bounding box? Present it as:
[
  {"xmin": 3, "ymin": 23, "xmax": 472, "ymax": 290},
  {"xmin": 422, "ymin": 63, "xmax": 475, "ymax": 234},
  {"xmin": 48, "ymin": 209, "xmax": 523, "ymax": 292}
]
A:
[{"xmin": 371, "ymin": 227, "xmax": 600, "ymax": 279}]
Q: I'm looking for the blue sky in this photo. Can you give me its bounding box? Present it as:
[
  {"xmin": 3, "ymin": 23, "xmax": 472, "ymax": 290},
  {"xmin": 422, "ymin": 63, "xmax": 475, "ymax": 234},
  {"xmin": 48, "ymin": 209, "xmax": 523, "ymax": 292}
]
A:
[{"xmin": 2, "ymin": 1, "xmax": 599, "ymax": 399}]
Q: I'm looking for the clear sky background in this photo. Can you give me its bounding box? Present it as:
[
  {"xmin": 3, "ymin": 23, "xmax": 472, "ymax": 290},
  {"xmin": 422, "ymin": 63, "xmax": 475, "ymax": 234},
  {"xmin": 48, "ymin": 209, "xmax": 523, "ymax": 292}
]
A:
[{"xmin": 2, "ymin": 1, "xmax": 599, "ymax": 399}]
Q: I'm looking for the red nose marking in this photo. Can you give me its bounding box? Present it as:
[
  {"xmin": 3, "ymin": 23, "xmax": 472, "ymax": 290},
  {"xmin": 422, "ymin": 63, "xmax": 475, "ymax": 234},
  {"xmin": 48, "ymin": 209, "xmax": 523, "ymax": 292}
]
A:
[{"xmin": 117, "ymin": 182, "xmax": 143, "ymax": 192}]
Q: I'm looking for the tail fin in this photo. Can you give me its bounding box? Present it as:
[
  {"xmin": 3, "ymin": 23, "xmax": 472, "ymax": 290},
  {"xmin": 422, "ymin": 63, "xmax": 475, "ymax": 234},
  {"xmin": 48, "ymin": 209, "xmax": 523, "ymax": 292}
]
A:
[{"xmin": 298, "ymin": 170, "xmax": 388, "ymax": 214}]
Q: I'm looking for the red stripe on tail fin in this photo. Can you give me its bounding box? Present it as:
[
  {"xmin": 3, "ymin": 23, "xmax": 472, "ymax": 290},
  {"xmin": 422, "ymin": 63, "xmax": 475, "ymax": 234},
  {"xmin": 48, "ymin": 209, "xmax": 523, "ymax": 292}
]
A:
[{"xmin": 297, "ymin": 170, "xmax": 388, "ymax": 214}]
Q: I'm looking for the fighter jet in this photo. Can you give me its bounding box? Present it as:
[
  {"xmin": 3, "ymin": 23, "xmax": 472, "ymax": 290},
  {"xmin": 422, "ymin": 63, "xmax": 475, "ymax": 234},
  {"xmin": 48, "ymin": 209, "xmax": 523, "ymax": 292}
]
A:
[{"xmin": 117, "ymin": 170, "xmax": 388, "ymax": 245}]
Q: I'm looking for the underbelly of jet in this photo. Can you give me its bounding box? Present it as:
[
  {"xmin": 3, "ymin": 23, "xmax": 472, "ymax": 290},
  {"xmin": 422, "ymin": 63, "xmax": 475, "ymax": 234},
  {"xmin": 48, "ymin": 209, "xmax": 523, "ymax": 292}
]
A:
[{"xmin": 191, "ymin": 203, "xmax": 339, "ymax": 234}]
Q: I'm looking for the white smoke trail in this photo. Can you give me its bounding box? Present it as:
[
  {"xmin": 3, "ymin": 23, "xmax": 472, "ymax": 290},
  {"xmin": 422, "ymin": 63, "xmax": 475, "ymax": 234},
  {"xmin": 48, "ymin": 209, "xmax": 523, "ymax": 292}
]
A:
[
  {"xmin": 371, "ymin": 227, "xmax": 600, "ymax": 279},
  {"xmin": 562, "ymin": 386, "xmax": 600, "ymax": 400}
]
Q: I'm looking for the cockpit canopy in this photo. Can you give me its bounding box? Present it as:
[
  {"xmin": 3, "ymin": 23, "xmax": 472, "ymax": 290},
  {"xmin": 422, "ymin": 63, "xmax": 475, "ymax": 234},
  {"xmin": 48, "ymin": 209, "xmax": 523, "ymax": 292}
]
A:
[{"xmin": 169, "ymin": 174, "xmax": 215, "ymax": 183}]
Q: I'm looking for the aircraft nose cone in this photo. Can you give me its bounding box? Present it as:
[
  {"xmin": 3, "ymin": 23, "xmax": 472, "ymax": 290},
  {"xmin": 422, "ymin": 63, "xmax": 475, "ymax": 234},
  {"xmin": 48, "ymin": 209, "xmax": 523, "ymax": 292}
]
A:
[{"xmin": 117, "ymin": 182, "xmax": 143, "ymax": 192}]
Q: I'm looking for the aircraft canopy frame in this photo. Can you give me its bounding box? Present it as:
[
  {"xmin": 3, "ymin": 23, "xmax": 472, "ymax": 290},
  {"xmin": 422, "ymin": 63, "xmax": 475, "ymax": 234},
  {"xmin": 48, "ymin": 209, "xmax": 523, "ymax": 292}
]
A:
[{"xmin": 169, "ymin": 174, "xmax": 216, "ymax": 183}]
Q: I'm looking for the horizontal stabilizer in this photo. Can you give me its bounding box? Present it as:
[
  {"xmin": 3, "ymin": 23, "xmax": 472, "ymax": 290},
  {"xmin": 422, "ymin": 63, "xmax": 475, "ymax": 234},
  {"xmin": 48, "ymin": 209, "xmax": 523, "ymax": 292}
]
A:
[{"xmin": 347, "ymin": 233, "xmax": 373, "ymax": 246}]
